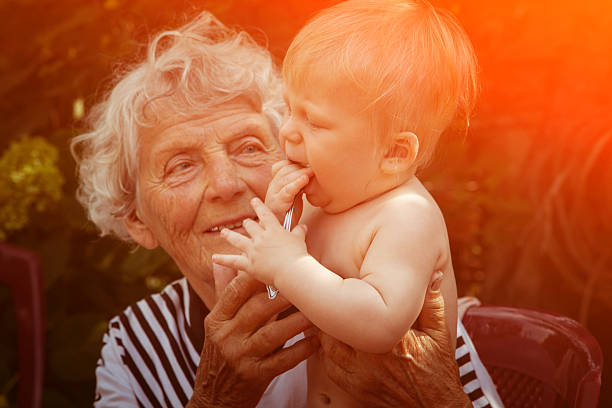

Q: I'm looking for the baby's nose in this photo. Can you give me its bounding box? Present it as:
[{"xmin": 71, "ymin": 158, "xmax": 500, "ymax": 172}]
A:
[
  {"xmin": 279, "ymin": 119, "xmax": 301, "ymax": 145},
  {"xmin": 283, "ymin": 139, "xmax": 308, "ymax": 166},
  {"xmin": 279, "ymin": 122, "xmax": 307, "ymax": 164}
]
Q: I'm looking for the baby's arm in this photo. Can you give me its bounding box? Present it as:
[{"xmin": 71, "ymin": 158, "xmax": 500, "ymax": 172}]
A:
[
  {"xmin": 213, "ymin": 197, "xmax": 445, "ymax": 354},
  {"xmin": 277, "ymin": 199, "xmax": 443, "ymax": 353}
]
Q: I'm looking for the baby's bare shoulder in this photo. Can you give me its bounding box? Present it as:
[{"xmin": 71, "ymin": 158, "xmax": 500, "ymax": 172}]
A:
[{"xmin": 377, "ymin": 181, "xmax": 444, "ymax": 227}]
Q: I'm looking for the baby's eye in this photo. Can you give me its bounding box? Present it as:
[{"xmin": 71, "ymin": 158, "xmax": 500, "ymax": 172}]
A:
[
  {"xmin": 308, "ymin": 120, "xmax": 321, "ymax": 129},
  {"xmin": 306, "ymin": 116, "xmax": 324, "ymax": 130}
]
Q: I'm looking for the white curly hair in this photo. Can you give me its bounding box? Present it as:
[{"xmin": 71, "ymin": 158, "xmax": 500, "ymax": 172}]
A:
[{"xmin": 71, "ymin": 12, "xmax": 285, "ymax": 241}]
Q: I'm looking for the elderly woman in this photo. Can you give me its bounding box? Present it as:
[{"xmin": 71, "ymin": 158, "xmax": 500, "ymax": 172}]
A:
[{"xmin": 73, "ymin": 12, "xmax": 488, "ymax": 407}]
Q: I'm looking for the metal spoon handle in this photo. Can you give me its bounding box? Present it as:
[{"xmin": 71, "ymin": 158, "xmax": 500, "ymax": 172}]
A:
[{"xmin": 266, "ymin": 206, "xmax": 294, "ymax": 299}]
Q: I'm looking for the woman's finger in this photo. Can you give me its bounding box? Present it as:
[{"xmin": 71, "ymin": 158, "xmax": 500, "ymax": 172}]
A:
[
  {"xmin": 318, "ymin": 331, "xmax": 356, "ymax": 369},
  {"xmin": 250, "ymin": 197, "xmax": 281, "ymax": 227},
  {"xmin": 318, "ymin": 333, "xmax": 358, "ymax": 391},
  {"xmin": 233, "ymin": 291, "xmax": 292, "ymax": 333},
  {"xmin": 211, "ymin": 271, "xmax": 262, "ymax": 321},
  {"xmin": 212, "ymin": 263, "xmax": 238, "ymax": 300},
  {"xmin": 258, "ymin": 334, "xmax": 319, "ymax": 378},
  {"xmin": 250, "ymin": 311, "xmax": 313, "ymax": 356},
  {"xmin": 414, "ymin": 270, "xmax": 449, "ymax": 348}
]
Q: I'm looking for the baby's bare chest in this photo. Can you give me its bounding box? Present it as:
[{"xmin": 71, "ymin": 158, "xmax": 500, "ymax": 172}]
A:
[{"xmin": 303, "ymin": 211, "xmax": 374, "ymax": 279}]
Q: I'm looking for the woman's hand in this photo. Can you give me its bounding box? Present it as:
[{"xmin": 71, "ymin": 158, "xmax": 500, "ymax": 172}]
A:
[
  {"xmin": 212, "ymin": 197, "xmax": 310, "ymax": 285},
  {"xmin": 187, "ymin": 266, "xmax": 318, "ymax": 408},
  {"xmin": 318, "ymin": 273, "xmax": 471, "ymax": 407}
]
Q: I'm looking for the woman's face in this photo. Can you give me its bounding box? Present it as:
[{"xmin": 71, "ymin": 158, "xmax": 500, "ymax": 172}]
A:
[{"xmin": 125, "ymin": 99, "xmax": 283, "ymax": 303}]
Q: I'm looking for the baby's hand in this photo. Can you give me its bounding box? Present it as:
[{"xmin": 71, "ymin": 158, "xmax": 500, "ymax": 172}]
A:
[
  {"xmin": 213, "ymin": 198, "xmax": 309, "ymax": 286},
  {"xmin": 266, "ymin": 160, "xmax": 313, "ymax": 220}
]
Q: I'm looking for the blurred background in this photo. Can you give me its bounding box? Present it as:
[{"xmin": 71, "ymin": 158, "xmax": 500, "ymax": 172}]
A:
[{"xmin": 0, "ymin": 0, "xmax": 610, "ymax": 406}]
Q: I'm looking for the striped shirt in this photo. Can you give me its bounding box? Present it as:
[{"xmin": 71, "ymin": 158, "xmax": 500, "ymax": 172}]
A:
[{"xmin": 94, "ymin": 278, "xmax": 503, "ymax": 407}]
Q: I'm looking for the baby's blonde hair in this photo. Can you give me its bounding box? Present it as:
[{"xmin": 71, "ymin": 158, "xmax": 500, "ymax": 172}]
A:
[{"xmin": 282, "ymin": 0, "xmax": 478, "ymax": 169}]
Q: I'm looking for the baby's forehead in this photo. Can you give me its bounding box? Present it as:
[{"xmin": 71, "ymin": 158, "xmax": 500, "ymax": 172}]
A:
[
  {"xmin": 287, "ymin": 72, "xmax": 379, "ymax": 118},
  {"xmin": 284, "ymin": 59, "xmax": 371, "ymax": 98}
]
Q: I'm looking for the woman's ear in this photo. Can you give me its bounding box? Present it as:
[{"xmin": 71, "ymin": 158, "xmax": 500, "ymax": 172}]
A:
[
  {"xmin": 380, "ymin": 131, "xmax": 419, "ymax": 175},
  {"xmin": 122, "ymin": 210, "xmax": 159, "ymax": 249}
]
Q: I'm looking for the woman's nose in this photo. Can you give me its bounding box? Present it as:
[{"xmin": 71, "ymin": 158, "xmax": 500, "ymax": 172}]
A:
[
  {"xmin": 204, "ymin": 156, "xmax": 247, "ymax": 202},
  {"xmin": 279, "ymin": 120, "xmax": 307, "ymax": 164}
]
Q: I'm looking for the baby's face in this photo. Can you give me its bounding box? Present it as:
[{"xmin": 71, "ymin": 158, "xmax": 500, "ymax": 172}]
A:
[{"xmin": 279, "ymin": 75, "xmax": 386, "ymax": 213}]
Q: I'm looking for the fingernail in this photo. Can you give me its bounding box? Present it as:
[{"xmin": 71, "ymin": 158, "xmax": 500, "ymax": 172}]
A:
[{"xmin": 430, "ymin": 271, "xmax": 443, "ymax": 291}]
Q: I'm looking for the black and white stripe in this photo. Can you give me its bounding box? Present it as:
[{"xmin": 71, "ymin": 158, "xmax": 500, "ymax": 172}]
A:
[
  {"xmin": 456, "ymin": 335, "xmax": 489, "ymax": 407},
  {"xmin": 95, "ymin": 278, "xmax": 501, "ymax": 407},
  {"xmin": 96, "ymin": 279, "xmax": 203, "ymax": 407},
  {"xmin": 457, "ymin": 319, "xmax": 504, "ymax": 407}
]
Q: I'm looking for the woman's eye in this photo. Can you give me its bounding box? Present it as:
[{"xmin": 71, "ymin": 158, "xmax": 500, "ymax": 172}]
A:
[
  {"xmin": 241, "ymin": 143, "xmax": 263, "ymax": 154},
  {"xmin": 167, "ymin": 161, "xmax": 193, "ymax": 175}
]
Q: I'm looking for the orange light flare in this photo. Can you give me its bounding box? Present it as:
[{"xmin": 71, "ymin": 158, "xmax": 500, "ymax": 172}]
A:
[{"xmin": 430, "ymin": 0, "xmax": 612, "ymax": 235}]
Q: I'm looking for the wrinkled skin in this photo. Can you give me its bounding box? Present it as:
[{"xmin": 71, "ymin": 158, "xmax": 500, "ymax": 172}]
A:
[
  {"xmin": 319, "ymin": 275, "xmax": 472, "ymax": 408},
  {"xmin": 187, "ymin": 267, "xmax": 318, "ymax": 408},
  {"xmin": 123, "ymin": 100, "xmax": 286, "ymax": 308}
]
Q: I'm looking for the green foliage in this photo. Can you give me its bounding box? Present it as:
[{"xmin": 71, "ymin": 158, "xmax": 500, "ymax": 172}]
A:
[{"xmin": 0, "ymin": 137, "xmax": 64, "ymax": 240}]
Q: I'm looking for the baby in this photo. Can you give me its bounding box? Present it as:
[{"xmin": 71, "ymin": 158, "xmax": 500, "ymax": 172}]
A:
[{"xmin": 213, "ymin": 0, "xmax": 478, "ymax": 406}]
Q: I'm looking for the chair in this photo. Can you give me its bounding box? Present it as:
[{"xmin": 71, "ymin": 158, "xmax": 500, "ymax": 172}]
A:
[
  {"xmin": 462, "ymin": 305, "xmax": 602, "ymax": 408},
  {"xmin": 0, "ymin": 243, "xmax": 45, "ymax": 408}
]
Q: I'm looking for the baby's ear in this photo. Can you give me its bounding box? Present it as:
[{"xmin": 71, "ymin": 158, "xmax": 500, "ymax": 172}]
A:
[
  {"xmin": 122, "ymin": 210, "xmax": 159, "ymax": 250},
  {"xmin": 380, "ymin": 131, "xmax": 419, "ymax": 175}
]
